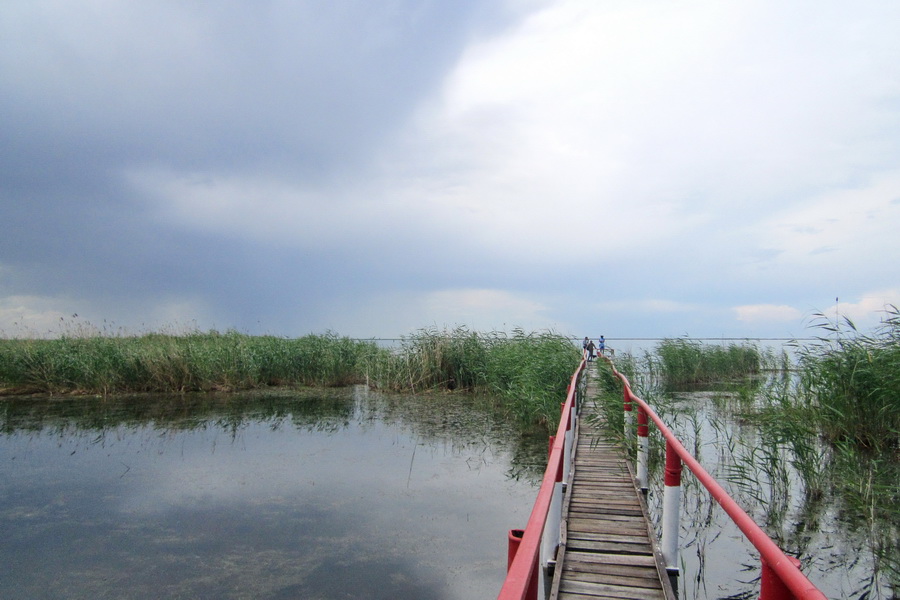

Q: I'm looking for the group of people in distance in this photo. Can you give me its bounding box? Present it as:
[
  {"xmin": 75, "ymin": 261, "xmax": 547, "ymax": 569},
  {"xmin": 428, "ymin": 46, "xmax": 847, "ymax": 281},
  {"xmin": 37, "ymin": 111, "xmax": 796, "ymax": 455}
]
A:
[{"xmin": 582, "ymin": 335, "xmax": 605, "ymax": 362}]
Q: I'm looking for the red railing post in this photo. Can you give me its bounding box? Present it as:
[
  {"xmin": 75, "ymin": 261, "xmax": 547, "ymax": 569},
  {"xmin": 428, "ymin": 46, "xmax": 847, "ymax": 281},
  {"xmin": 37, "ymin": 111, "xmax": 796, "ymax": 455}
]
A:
[
  {"xmin": 506, "ymin": 529, "xmax": 538, "ymax": 600},
  {"xmin": 623, "ymin": 384, "xmax": 633, "ymax": 438},
  {"xmin": 636, "ymin": 402, "xmax": 649, "ymax": 491},
  {"xmin": 661, "ymin": 439, "xmax": 683, "ymax": 575},
  {"xmin": 761, "ymin": 556, "xmax": 802, "ymax": 600},
  {"xmin": 601, "ymin": 361, "xmax": 827, "ymax": 600}
]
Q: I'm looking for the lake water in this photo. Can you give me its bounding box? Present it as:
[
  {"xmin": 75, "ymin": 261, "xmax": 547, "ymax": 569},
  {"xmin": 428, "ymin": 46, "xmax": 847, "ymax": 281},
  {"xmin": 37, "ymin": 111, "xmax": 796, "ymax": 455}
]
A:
[
  {"xmin": 637, "ymin": 384, "xmax": 898, "ymax": 600},
  {"xmin": 0, "ymin": 387, "xmax": 546, "ymax": 600}
]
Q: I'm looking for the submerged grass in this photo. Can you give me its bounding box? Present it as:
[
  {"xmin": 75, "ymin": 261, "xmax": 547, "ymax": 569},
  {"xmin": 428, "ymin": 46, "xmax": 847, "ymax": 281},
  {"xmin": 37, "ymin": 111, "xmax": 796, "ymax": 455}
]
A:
[{"xmin": 0, "ymin": 326, "xmax": 580, "ymax": 428}]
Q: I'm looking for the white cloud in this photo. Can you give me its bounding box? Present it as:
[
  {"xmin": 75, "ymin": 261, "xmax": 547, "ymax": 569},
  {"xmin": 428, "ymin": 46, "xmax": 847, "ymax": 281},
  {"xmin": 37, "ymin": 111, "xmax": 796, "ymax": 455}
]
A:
[
  {"xmin": 318, "ymin": 288, "xmax": 564, "ymax": 337},
  {"xmin": 0, "ymin": 295, "xmax": 70, "ymax": 337},
  {"xmin": 733, "ymin": 304, "xmax": 803, "ymax": 323},
  {"xmin": 0, "ymin": 291, "xmax": 220, "ymax": 338},
  {"xmin": 752, "ymin": 172, "xmax": 900, "ymax": 274},
  {"xmin": 836, "ymin": 290, "xmax": 900, "ymax": 329},
  {"xmin": 377, "ymin": 0, "xmax": 900, "ymax": 270},
  {"xmin": 5, "ymin": 1, "xmax": 900, "ymax": 339}
]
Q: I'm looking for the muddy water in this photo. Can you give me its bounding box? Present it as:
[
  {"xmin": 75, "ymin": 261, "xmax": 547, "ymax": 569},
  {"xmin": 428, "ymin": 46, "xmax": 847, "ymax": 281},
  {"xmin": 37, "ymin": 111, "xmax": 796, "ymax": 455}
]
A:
[{"xmin": 0, "ymin": 387, "xmax": 546, "ymax": 600}]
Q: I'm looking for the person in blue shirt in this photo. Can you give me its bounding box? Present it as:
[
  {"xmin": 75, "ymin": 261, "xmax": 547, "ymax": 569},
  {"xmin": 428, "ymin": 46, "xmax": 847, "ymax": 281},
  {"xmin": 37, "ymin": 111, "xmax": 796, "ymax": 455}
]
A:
[{"xmin": 598, "ymin": 336, "xmax": 605, "ymax": 355}]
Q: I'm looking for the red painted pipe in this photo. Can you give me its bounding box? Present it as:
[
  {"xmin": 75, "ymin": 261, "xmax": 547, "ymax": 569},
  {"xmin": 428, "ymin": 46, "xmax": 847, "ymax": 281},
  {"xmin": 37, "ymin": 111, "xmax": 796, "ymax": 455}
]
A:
[
  {"xmin": 665, "ymin": 440, "xmax": 682, "ymax": 487},
  {"xmin": 762, "ymin": 556, "xmax": 803, "ymax": 600},
  {"xmin": 497, "ymin": 359, "xmax": 585, "ymax": 600},
  {"xmin": 607, "ymin": 365, "xmax": 827, "ymax": 600},
  {"xmin": 506, "ymin": 530, "xmax": 537, "ymax": 600},
  {"xmin": 637, "ymin": 402, "xmax": 649, "ymax": 438}
]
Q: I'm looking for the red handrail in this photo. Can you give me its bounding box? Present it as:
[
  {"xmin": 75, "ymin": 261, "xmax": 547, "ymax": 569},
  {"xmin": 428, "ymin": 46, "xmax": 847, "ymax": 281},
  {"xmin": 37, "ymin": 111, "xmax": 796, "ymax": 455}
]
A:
[
  {"xmin": 496, "ymin": 359, "xmax": 585, "ymax": 600},
  {"xmin": 609, "ymin": 363, "xmax": 827, "ymax": 600}
]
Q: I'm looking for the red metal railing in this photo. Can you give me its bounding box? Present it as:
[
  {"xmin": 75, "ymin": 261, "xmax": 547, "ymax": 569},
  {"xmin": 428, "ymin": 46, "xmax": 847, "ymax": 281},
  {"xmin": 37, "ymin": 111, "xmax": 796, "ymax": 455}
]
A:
[
  {"xmin": 497, "ymin": 358, "xmax": 585, "ymax": 600},
  {"xmin": 606, "ymin": 358, "xmax": 827, "ymax": 600},
  {"xmin": 497, "ymin": 356, "xmax": 828, "ymax": 600}
]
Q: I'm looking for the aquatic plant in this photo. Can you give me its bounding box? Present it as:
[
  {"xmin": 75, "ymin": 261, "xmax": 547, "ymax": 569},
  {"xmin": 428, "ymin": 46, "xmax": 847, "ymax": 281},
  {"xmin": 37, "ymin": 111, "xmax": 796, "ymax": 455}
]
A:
[
  {"xmin": 364, "ymin": 327, "xmax": 580, "ymax": 426},
  {"xmin": 0, "ymin": 330, "xmax": 379, "ymax": 394},
  {"xmin": 0, "ymin": 326, "xmax": 580, "ymax": 428},
  {"xmin": 653, "ymin": 339, "xmax": 763, "ymax": 385},
  {"xmin": 792, "ymin": 305, "xmax": 900, "ymax": 451}
]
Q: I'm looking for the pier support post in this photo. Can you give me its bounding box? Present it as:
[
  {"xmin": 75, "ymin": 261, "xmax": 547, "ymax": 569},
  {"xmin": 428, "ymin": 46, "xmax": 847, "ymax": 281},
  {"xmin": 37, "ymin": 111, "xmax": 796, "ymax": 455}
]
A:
[
  {"xmin": 636, "ymin": 405, "xmax": 649, "ymax": 492},
  {"xmin": 760, "ymin": 556, "xmax": 802, "ymax": 600},
  {"xmin": 507, "ymin": 529, "xmax": 538, "ymax": 600},
  {"xmin": 661, "ymin": 440, "xmax": 682, "ymax": 577},
  {"xmin": 623, "ymin": 387, "xmax": 633, "ymax": 439}
]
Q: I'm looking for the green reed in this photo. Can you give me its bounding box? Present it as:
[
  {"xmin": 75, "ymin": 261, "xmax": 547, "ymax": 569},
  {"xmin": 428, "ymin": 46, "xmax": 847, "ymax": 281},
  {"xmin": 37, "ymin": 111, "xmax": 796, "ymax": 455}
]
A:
[
  {"xmin": 595, "ymin": 340, "xmax": 899, "ymax": 597},
  {"xmin": 364, "ymin": 327, "xmax": 581, "ymax": 426},
  {"xmin": 0, "ymin": 326, "xmax": 580, "ymax": 428},
  {"xmin": 791, "ymin": 306, "xmax": 900, "ymax": 451},
  {"xmin": 0, "ymin": 331, "xmax": 379, "ymax": 394},
  {"xmin": 653, "ymin": 338, "xmax": 763, "ymax": 385}
]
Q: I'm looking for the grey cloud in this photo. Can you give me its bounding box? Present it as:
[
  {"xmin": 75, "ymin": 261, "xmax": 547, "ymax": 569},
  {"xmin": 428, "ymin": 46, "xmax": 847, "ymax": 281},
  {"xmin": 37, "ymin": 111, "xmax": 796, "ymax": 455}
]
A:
[{"xmin": 1, "ymin": 2, "xmax": 516, "ymax": 323}]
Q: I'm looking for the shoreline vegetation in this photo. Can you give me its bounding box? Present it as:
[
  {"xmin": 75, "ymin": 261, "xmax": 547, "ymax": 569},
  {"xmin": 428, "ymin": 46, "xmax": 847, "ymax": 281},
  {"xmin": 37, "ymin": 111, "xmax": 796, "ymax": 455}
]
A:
[{"xmin": 0, "ymin": 326, "xmax": 580, "ymax": 427}]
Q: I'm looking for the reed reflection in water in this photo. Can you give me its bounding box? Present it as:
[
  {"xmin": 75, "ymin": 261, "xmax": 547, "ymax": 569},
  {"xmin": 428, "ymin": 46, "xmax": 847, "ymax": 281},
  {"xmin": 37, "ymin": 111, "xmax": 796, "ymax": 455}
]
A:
[{"xmin": 0, "ymin": 387, "xmax": 546, "ymax": 600}]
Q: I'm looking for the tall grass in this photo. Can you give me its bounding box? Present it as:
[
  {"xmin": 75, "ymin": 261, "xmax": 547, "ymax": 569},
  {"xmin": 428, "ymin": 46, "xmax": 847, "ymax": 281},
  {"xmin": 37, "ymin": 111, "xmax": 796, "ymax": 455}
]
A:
[
  {"xmin": 654, "ymin": 338, "xmax": 763, "ymax": 385},
  {"xmin": 0, "ymin": 331, "xmax": 378, "ymax": 394},
  {"xmin": 792, "ymin": 306, "xmax": 900, "ymax": 451},
  {"xmin": 0, "ymin": 326, "xmax": 581, "ymax": 428},
  {"xmin": 366, "ymin": 327, "xmax": 581, "ymax": 426}
]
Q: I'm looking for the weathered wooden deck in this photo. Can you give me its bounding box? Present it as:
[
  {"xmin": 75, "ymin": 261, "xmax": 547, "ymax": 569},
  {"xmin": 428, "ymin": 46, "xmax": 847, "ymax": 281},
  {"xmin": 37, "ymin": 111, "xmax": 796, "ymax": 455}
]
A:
[{"xmin": 549, "ymin": 362, "xmax": 676, "ymax": 600}]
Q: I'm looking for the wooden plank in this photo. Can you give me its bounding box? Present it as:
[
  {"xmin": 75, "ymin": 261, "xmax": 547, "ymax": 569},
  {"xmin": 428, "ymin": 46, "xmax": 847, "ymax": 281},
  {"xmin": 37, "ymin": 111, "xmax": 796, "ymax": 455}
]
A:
[
  {"xmin": 560, "ymin": 550, "xmax": 658, "ymax": 568},
  {"xmin": 549, "ymin": 363, "xmax": 676, "ymax": 600},
  {"xmin": 564, "ymin": 563, "xmax": 659, "ymax": 585},
  {"xmin": 559, "ymin": 579, "xmax": 666, "ymax": 600}
]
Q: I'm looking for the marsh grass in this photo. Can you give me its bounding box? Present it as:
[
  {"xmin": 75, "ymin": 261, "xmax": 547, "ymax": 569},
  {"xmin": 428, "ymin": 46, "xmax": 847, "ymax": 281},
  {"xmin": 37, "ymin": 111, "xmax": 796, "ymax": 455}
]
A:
[
  {"xmin": 791, "ymin": 306, "xmax": 900, "ymax": 452},
  {"xmin": 654, "ymin": 339, "xmax": 763, "ymax": 386},
  {"xmin": 597, "ymin": 333, "xmax": 899, "ymax": 598},
  {"xmin": 366, "ymin": 327, "xmax": 581, "ymax": 425},
  {"xmin": 0, "ymin": 331, "xmax": 378, "ymax": 394},
  {"xmin": 0, "ymin": 326, "xmax": 580, "ymax": 428}
]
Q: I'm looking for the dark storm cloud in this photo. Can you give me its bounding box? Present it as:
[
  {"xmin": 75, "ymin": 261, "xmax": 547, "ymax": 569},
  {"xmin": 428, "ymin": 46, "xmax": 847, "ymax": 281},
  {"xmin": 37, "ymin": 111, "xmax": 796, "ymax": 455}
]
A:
[
  {"xmin": 0, "ymin": 1, "xmax": 512, "ymax": 322},
  {"xmin": 2, "ymin": 1, "xmax": 898, "ymax": 338},
  {"xmin": 1, "ymin": 2, "xmax": 493, "ymax": 178}
]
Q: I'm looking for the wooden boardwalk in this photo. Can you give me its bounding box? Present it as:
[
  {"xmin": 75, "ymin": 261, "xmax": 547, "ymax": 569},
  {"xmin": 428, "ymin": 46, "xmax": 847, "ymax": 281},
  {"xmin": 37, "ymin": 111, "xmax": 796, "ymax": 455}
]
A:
[{"xmin": 548, "ymin": 362, "xmax": 676, "ymax": 600}]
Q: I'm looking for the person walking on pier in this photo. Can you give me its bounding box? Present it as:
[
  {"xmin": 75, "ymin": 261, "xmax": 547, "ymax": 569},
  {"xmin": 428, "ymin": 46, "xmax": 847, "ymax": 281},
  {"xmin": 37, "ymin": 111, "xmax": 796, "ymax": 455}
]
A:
[{"xmin": 585, "ymin": 338, "xmax": 596, "ymax": 362}]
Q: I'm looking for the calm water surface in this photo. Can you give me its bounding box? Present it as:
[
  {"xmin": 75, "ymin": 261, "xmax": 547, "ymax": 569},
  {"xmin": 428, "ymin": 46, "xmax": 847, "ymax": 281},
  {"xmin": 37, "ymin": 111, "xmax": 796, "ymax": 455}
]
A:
[
  {"xmin": 636, "ymin": 385, "xmax": 898, "ymax": 600},
  {"xmin": 0, "ymin": 387, "xmax": 545, "ymax": 600}
]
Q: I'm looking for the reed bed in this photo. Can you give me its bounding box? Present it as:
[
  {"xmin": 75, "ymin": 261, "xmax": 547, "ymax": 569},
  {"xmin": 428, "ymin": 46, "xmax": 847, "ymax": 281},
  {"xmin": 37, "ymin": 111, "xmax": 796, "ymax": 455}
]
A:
[
  {"xmin": 0, "ymin": 331, "xmax": 377, "ymax": 394},
  {"xmin": 0, "ymin": 326, "xmax": 580, "ymax": 428},
  {"xmin": 593, "ymin": 316, "xmax": 900, "ymax": 596},
  {"xmin": 366, "ymin": 327, "xmax": 581, "ymax": 425},
  {"xmin": 791, "ymin": 307, "xmax": 900, "ymax": 452},
  {"xmin": 653, "ymin": 338, "xmax": 763, "ymax": 385}
]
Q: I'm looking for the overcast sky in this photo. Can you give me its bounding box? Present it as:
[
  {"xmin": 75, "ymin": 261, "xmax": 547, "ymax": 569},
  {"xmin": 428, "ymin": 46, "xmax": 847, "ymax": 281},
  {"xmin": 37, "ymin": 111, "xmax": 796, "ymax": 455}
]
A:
[{"xmin": 2, "ymin": 0, "xmax": 899, "ymax": 343}]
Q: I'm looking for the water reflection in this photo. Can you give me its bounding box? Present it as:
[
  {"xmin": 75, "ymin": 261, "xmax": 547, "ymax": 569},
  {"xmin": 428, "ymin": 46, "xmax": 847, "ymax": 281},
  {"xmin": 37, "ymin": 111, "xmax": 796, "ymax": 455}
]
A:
[
  {"xmin": 1, "ymin": 387, "xmax": 545, "ymax": 599},
  {"xmin": 633, "ymin": 384, "xmax": 898, "ymax": 600}
]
